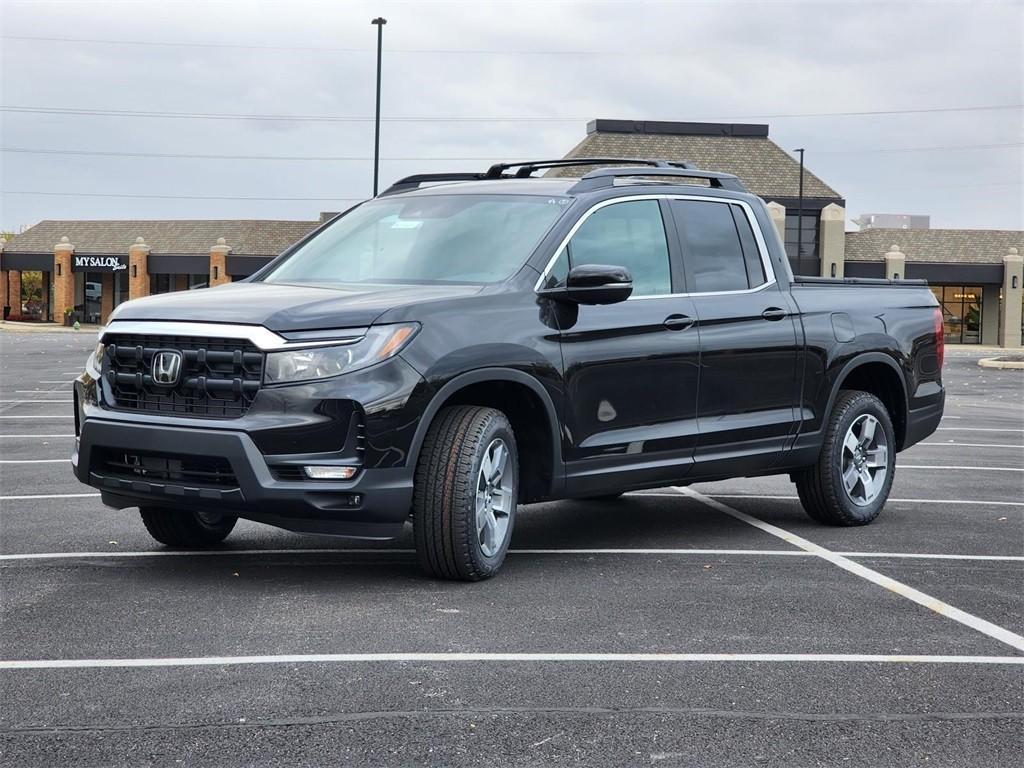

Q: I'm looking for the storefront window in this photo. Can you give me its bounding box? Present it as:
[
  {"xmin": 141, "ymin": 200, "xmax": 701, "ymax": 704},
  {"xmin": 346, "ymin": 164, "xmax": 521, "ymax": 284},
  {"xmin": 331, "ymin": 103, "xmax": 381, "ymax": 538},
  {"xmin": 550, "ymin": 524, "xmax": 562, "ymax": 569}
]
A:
[
  {"xmin": 150, "ymin": 273, "xmax": 210, "ymax": 294},
  {"xmin": 785, "ymin": 212, "xmax": 820, "ymax": 276},
  {"xmin": 74, "ymin": 271, "xmax": 104, "ymax": 325},
  {"xmin": 930, "ymin": 285, "xmax": 982, "ymax": 344}
]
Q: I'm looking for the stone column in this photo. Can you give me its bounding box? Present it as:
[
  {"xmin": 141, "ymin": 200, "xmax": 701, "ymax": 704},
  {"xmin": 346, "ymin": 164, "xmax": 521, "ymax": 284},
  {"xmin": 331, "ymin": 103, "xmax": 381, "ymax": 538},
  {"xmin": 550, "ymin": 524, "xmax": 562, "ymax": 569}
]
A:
[
  {"xmin": 0, "ymin": 238, "xmax": 8, "ymax": 317},
  {"xmin": 209, "ymin": 237, "xmax": 232, "ymax": 286},
  {"xmin": 980, "ymin": 285, "xmax": 1000, "ymax": 346},
  {"xmin": 818, "ymin": 203, "xmax": 846, "ymax": 278},
  {"xmin": 884, "ymin": 244, "xmax": 906, "ymax": 281},
  {"xmin": 765, "ymin": 201, "xmax": 786, "ymax": 247},
  {"xmin": 53, "ymin": 236, "xmax": 75, "ymax": 322},
  {"xmin": 128, "ymin": 237, "xmax": 151, "ymax": 300},
  {"xmin": 999, "ymin": 247, "xmax": 1023, "ymax": 348}
]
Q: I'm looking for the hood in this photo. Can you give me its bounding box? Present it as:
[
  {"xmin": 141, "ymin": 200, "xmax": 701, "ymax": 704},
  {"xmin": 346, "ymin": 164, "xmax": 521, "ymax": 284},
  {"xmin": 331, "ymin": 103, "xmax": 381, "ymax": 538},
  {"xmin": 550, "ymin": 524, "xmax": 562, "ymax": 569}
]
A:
[{"xmin": 109, "ymin": 281, "xmax": 484, "ymax": 331}]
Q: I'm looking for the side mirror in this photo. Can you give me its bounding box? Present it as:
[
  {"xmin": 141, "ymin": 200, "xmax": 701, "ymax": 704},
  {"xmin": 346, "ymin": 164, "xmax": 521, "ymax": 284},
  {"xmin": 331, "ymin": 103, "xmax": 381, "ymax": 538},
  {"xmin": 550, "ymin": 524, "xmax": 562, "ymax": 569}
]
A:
[{"xmin": 539, "ymin": 264, "xmax": 633, "ymax": 305}]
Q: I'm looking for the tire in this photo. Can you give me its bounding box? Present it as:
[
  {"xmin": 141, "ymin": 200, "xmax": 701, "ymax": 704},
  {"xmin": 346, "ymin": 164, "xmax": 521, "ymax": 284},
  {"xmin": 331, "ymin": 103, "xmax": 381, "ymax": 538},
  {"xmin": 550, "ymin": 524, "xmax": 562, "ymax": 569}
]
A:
[
  {"xmin": 794, "ymin": 390, "xmax": 896, "ymax": 526},
  {"xmin": 412, "ymin": 405, "xmax": 518, "ymax": 581},
  {"xmin": 140, "ymin": 507, "xmax": 237, "ymax": 547}
]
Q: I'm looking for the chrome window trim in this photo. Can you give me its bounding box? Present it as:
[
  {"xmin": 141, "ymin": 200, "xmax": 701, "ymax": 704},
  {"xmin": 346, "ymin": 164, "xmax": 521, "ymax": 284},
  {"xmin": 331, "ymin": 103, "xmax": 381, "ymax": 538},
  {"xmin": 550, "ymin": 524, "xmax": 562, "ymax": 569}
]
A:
[
  {"xmin": 533, "ymin": 193, "xmax": 778, "ymax": 299},
  {"xmin": 101, "ymin": 321, "xmax": 366, "ymax": 351}
]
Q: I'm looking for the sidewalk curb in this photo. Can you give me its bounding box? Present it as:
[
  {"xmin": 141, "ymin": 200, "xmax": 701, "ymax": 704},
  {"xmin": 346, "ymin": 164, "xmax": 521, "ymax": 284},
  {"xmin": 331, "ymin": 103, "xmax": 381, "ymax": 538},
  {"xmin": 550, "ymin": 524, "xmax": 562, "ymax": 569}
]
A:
[{"xmin": 978, "ymin": 357, "xmax": 1024, "ymax": 370}]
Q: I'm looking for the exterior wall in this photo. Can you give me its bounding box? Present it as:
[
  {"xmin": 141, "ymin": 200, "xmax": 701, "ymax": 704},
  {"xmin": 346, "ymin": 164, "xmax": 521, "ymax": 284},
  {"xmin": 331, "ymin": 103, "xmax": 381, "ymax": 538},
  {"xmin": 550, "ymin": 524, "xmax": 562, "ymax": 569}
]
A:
[
  {"xmin": 128, "ymin": 240, "xmax": 151, "ymax": 300},
  {"xmin": 819, "ymin": 203, "xmax": 845, "ymax": 278},
  {"xmin": 981, "ymin": 285, "xmax": 1000, "ymax": 345},
  {"xmin": 53, "ymin": 238, "xmax": 74, "ymax": 322},
  {"xmin": 209, "ymin": 240, "xmax": 232, "ymax": 287},
  {"xmin": 999, "ymin": 248, "xmax": 1023, "ymax": 348},
  {"xmin": 7, "ymin": 270, "xmax": 21, "ymax": 315}
]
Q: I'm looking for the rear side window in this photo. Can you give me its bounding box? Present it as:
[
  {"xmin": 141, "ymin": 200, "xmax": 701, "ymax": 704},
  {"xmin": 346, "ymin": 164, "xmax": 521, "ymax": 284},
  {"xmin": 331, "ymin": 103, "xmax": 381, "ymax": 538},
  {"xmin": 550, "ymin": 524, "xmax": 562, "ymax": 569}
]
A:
[
  {"xmin": 562, "ymin": 199, "xmax": 672, "ymax": 296},
  {"xmin": 673, "ymin": 200, "xmax": 767, "ymax": 293}
]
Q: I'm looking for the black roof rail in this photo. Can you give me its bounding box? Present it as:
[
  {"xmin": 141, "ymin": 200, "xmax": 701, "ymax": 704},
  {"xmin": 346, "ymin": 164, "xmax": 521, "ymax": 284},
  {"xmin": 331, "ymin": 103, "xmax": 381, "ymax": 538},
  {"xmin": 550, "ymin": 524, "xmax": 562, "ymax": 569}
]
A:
[
  {"xmin": 379, "ymin": 172, "xmax": 489, "ymax": 196},
  {"xmin": 484, "ymin": 157, "xmax": 686, "ymax": 179},
  {"xmin": 568, "ymin": 166, "xmax": 747, "ymax": 194}
]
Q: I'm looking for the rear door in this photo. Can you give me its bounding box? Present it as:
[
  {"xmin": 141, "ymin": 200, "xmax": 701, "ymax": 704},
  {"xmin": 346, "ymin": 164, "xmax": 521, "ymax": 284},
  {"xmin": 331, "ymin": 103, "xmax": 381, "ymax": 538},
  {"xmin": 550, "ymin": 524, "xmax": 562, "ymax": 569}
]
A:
[
  {"xmin": 668, "ymin": 197, "xmax": 801, "ymax": 474},
  {"xmin": 543, "ymin": 197, "xmax": 702, "ymax": 494}
]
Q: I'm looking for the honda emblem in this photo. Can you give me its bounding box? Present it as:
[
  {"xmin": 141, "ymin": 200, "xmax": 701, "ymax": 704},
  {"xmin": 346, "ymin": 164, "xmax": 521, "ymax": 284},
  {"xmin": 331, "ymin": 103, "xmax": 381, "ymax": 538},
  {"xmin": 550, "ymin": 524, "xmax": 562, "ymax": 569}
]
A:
[{"xmin": 152, "ymin": 350, "xmax": 182, "ymax": 386}]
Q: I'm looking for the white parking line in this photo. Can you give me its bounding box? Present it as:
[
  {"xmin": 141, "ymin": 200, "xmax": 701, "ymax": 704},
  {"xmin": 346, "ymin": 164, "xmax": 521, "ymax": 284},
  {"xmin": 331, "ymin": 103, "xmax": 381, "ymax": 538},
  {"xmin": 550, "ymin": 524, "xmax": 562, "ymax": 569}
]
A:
[
  {"xmin": 918, "ymin": 442, "xmax": 1024, "ymax": 449},
  {"xmin": 0, "ymin": 493, "xmax": 99, "ymax": 500},
  {"xmin": 2, "ymin": 652, "xmax": 1022, "ymax": 671},
  {"xmin": 1, "ymin": 549, "xmax": 1020, "ymax": 563},
  {"xmin": 0, "ymin": 434, "xmax": 75, "ymax": 438},
  {"xmin": 674, "ymin": 487, "xmax": 1024, "ymax": 653},
  {"xmin": 0, "ymin": 459, "xmax": 68, "ymax": 464},
  {"xmin": 0, "ymin": 416, "xmax": 73, "ymax": 419},
  {"xmin": 637, "ymin": 492, "xmax": 1024, "ymax": 507},
  {"xmin": 937, "ymin": 427, "xmax": 1024, "ymax": 433},
  {"xmin": 0, "ymin": 400, "xmax": 73, "ymax": 403},
  {"xmin": 897, "ymin": 465, "xmax": 1024, "ymax": 472}
]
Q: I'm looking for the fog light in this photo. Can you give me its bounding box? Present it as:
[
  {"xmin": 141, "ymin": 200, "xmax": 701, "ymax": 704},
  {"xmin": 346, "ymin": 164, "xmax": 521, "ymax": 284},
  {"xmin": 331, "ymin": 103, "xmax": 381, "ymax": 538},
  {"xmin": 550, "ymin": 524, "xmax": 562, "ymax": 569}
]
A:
[{"xmin": 303, "ymin": 465, "xmax": 357, "ymax": 480}]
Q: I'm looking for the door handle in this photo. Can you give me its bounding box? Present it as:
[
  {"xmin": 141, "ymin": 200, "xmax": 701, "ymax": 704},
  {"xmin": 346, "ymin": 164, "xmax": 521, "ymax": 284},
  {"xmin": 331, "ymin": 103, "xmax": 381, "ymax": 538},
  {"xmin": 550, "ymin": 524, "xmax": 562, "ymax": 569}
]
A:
[
  {"xmin": 664, "ymin": 314, "xmax": 694, "ymax": 331},
  {"xmin": 761, "ymin": 307, "xmax": 788, "ymax": 321}
]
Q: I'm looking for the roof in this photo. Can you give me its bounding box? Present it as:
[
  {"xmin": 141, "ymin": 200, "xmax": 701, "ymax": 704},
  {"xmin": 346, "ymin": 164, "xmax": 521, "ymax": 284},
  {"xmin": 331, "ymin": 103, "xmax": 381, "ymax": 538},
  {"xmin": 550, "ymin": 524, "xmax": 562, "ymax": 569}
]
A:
[
  {"xmin": 845, "ymin": 228, "xmax": 1023, "ymax": 264},
  {"xmin": 548, "ymin": 119, "xmax": 841, "ymax": 200},
  {"xmin": 2, "ymin": 219, "xmax": 322, "ymax": 256}
]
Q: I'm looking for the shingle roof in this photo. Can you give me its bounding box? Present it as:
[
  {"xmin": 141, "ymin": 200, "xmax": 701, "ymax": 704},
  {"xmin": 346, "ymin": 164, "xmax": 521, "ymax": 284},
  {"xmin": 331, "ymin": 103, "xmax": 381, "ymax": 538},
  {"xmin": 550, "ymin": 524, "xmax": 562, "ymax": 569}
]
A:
[
  {"xmin": 548, "ymin": 123, "xmax": 840, "ymax": 200},
  {"xmin": 845, "ymin": 228, "xmax": 1022, "ymax": 264},
  {"xmin": 3, "ymin": 219, "xmax": 321, "ymax": 256}
]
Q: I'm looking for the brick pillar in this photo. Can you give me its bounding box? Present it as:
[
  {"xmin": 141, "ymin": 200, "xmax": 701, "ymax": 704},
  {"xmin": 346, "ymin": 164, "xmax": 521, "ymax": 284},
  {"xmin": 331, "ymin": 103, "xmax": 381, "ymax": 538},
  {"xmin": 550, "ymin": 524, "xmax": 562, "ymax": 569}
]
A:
[
  {"xmin": 999, "ymin": 247, "xmax": 1023, "ymax": 348},
  {"xmin": 0, "ymin": 238, "xmax": 8, "ymax": 317},
  {"xmin": 40, "ymin": 272, "xmax": 51, "ymax": 322},
  {"xmin": 210, "ymin": 237, "xmax": 232, "ymax": 286},
  {"xmin": 128, "ymin": 237, "xmax": 151, "ymax": 300},
  {"xmin": 9, "ymin": 270, "xmax": 22, "ymax": 316},
  {"xmin": 765, "ymin": 201, "xmax": 786, "ymax": 247},
  {"xmin": 819, "ymin": 203, "xmax": 845, "ymax": 278},
  {"xmin": 100, "ymin": 272, "xmax": 114, "ymax": 323},
  {"xmin": 53, "ymin": 236, "xmax": 75, "ymax": 322},
  {"xmin": 884, "ymin": 244, "xmax": 906, "ymax": 281}
]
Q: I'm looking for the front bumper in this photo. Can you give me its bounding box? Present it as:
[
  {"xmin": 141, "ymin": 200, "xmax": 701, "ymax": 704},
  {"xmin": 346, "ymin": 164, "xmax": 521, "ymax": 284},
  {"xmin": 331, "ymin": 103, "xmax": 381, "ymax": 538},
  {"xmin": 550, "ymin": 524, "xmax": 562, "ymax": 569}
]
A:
[{"xmin": 72, "ymin": 356, "xmax": 427, "ymax": 539}]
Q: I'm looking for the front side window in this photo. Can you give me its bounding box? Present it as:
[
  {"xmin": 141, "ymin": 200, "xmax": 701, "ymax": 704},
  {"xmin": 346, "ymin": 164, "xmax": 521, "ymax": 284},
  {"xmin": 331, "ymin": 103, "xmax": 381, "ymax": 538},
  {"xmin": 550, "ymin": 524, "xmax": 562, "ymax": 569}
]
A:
[
  {"xmin": 673, "ymin": 200, "xmax": 767, "ymax": 293},
  {"xmin": 546, "ymin": 199, "xmax": 672, "ymax": 297},
  {"xmin": 262, "ymin": 194, "xmax": 570, "ymax": 286}
]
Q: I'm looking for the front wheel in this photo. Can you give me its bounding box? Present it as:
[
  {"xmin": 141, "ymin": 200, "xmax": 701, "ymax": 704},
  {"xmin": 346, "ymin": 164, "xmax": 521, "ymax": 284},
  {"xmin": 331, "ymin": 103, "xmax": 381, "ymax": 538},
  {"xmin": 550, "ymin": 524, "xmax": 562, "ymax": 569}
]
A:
[
  {"xmin": 794, "ymin": 390, "xmax": 896, "ymax": 526},
  {"xmin": 140, "ymin": 507, "xmax": 237, "ymax": 547},
  {"xmin": 412, "ymin": 405, "xmax": 518, "ymax": 581}
]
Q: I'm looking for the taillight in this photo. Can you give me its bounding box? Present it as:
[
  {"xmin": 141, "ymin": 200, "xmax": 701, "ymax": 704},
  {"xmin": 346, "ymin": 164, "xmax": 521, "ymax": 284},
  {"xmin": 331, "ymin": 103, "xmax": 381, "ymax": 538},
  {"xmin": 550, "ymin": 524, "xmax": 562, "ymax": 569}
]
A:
[{"xmin": 933, "ymin": 307, "xmax": 944, "ymax": 370}]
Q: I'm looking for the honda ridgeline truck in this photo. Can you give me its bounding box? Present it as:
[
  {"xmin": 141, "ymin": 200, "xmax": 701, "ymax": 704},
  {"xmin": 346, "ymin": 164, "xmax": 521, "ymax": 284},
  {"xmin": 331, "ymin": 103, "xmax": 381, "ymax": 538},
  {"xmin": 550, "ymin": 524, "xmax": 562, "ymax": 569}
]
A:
[{"xmin": 72, "ymin": 159, "xmax": 945, "ymax": 580}]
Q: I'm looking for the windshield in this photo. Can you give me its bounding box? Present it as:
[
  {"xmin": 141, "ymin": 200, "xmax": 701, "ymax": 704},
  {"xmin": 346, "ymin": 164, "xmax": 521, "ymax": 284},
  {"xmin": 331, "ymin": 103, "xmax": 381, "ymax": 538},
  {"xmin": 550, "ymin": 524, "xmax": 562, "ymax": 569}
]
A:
[{"xmin": 262, "ymin": 194, "xmax": 571, "ymax": 285}]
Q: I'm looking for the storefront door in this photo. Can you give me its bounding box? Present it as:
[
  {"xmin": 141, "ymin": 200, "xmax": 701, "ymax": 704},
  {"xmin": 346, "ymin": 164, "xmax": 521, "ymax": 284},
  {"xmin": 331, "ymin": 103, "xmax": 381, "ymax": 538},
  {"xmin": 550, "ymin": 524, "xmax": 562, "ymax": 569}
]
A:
[{"xmin": 930, "ymin": 285, "xmax": 983, "ymax": 344}]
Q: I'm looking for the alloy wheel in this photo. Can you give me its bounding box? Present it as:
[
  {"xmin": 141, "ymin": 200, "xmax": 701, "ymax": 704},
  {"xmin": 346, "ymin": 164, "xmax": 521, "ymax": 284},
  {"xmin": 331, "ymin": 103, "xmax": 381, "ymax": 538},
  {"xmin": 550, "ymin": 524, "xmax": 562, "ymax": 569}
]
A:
[
  {"xmin": 476, "ymin": 438, "xmax": 514, "ymax": 557},
  {"xmin": 840, "ymin": 413, "xmax": 889, "ymax": 506}
]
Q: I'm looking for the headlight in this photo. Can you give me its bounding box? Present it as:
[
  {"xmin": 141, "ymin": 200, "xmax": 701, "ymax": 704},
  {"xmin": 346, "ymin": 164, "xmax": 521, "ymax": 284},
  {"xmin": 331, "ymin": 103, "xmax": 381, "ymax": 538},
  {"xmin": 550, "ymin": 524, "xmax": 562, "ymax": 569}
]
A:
[{"xmin": 264, "ymin": 323, "xmax": 418, "ymax": 384}]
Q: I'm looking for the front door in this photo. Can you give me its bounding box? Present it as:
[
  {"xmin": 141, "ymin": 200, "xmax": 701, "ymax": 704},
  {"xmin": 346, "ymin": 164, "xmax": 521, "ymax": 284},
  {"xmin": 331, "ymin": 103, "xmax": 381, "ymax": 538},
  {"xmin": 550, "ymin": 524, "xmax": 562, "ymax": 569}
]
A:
[
  {"xmin": 668, "ymin": 197, "xmax": 801, "ymax": 474},
  {"xmin": 545, "ymin": 198, "xmax": 702, "ymax": 495}
]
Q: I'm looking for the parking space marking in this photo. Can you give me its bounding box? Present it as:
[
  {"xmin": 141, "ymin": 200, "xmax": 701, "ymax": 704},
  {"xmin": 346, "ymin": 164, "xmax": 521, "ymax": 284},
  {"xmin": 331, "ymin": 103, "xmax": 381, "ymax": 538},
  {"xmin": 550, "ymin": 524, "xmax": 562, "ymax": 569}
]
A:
[
  {"xmin": 937, "ymin": 427, "xmax": 1024, "ymax": 433},
  {"xmin": 0, "ymin": 415, "xmax": 73, "ymax": 419},
  {"xmin": 0, "ymin": 434, "xmax": 75, "ymax": 438},
  {"xmin": 0, "ymin": 459, "xmax": 69, "ymax": 464},
  {"xmin": 638, "ymin": 492, "xmax": 1024, "ymax": 507},
  {"xmin": 897, "ymin": 465, "xmax": 1024, "ymax": 472},
  {"xmin": 919, "ymin": 442, "xmax": 1024, "ymax": 449},
  {"xmin": 1, "ymin": 493, "xmax": 100, "ymax": 500},
  {"xmin": 2, "ymin": 652, "xmax": 1022, "ymax": 671},
  {"xmin": 674, "ymin": 487, "xmax": 1024, "ymax": 653},
  {"xmin": 1, "ymin": 549, "xmax": 1020, "ymax": 563},
  {"xmin": 0, "ymin": 399, "xmax": 73, "ymax": 403}
]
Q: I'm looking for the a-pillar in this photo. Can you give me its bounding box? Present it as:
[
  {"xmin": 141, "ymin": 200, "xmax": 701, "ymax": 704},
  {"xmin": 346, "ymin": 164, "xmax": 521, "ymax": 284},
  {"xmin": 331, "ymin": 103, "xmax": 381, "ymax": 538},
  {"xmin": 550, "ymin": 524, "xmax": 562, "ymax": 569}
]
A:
[
  {"xmin": 129, "ymin": 237, "xmax": 151, "ymax": 300},
  {"xmin": 884, "ymin": 244, "xmax": 906, "ymax": 281},
  {"xmin": 210, "ymin": 237, "xmax": 232, "ymax": 286},
  {"xmin": 53, "ymin": 236, "xmax": 75, "ymax": 322},
  {"xmin": 998, "ymin": 247, "xmax": 1023, "ymax": 348},
  {"xmin": 819, "ymin": 203, "xmax": 846, "ymax": 278},
  {"xmin": 765, "ymin": 201, "xmax": 786, "ymax": 248}
]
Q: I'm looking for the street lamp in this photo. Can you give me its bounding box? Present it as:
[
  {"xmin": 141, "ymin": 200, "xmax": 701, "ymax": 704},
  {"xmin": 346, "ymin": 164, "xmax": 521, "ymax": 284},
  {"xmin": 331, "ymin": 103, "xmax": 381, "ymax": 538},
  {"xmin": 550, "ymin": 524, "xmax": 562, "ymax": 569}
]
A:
[
  {"xmin": 793, "ymin": 148, "xmax": 805, "ymax": 269},
  {"xmin": 371, "ymin": 17, "xmax": 387, "ymax": 197}
]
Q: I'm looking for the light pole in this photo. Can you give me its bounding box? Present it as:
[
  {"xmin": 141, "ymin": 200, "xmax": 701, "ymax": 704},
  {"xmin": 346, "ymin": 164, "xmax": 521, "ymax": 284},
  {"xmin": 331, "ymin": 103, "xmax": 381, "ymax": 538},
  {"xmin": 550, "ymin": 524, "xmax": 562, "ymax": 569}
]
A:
[
  {"xmin": 794, "ymin": 148, "xmax": 805, "ymax": 270},
  {"xmin": 371, "ymin": 17, "xmax": 387, "ymax": 197}
]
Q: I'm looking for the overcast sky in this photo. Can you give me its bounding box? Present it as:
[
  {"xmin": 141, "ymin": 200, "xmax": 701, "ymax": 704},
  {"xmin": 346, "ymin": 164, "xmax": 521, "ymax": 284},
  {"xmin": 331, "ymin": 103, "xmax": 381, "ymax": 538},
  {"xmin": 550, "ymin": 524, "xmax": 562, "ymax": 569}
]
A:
[{"xmin": 1, "ymin": 0, "xmax": 1021, "ymax": 235}]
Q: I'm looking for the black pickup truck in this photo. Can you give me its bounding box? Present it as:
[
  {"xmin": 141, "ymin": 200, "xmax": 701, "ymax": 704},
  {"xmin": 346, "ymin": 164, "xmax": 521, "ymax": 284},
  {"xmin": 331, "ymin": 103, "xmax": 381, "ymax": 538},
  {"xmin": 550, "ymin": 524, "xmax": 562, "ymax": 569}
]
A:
[{"xmin": 72, "ymin": 159, "xmax": 945, "ymax": 580}]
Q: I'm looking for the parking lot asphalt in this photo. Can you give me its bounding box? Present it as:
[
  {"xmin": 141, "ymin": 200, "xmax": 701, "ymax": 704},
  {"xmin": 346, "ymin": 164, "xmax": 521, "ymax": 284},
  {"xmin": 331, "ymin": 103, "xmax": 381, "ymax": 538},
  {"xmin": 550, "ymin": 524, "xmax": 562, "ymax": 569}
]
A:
[{"xmin": 1, "ymin": 331, "xmax": 1021, "ymax": 767}]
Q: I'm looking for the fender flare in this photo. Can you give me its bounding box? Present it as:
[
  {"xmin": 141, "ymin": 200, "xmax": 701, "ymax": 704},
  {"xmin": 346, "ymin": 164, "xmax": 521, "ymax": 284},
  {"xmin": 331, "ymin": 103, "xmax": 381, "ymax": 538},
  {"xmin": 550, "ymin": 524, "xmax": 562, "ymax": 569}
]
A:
[
  {"xmin": 407, "ymin": 367, "xmax": 564, "ymax": 487},
  {"xmin": 825, "ymin": 352, "xmax": 909, "ymax": 442}
]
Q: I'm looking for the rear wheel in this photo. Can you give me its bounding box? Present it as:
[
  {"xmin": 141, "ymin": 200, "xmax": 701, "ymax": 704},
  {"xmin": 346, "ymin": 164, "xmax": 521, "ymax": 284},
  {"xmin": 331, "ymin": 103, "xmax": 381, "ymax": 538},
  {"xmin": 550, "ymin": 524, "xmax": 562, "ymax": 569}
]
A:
[
  {"xmin": 412, "ymin": 405, "xmax": 518, "ymax": 581},
  {"xmin": 140, "ymin": 507, "xmax": 237, "ymax": 547},
  {"xmin": 794, "ymin": 390, "xmax": 895, "ymax": 526}
]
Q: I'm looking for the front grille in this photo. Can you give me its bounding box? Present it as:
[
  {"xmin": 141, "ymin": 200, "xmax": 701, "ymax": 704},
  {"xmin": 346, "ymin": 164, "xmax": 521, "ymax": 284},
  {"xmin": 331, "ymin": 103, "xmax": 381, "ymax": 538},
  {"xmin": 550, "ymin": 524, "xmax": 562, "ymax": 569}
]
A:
[
  {"xmin": 94, "ymin": 448, "xmax": 239, "ymax": 489},
  {"xmin": 103, "ymin": 334, "xmax": 263, "ymax": 418}
]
